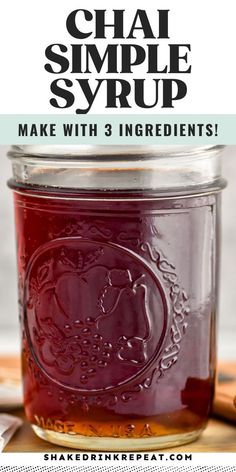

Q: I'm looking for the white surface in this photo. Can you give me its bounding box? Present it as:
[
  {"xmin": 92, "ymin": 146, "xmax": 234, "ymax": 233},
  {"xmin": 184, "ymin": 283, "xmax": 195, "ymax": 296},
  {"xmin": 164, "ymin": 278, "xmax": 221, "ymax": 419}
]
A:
[
  {"xmin": 0, "ymin": 330, "xmax": 20, "ymax": 355},
  {"xmin": 0, "ymin": 414, "xmax": 23, "ymax": 452}
]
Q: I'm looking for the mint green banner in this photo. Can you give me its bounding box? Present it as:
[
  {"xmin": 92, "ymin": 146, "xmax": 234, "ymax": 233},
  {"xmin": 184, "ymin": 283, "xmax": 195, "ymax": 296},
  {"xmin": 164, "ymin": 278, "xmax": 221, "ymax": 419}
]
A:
[{"xmin": 0, "ymin": 114, "xmax": 235, "ymax": 144}]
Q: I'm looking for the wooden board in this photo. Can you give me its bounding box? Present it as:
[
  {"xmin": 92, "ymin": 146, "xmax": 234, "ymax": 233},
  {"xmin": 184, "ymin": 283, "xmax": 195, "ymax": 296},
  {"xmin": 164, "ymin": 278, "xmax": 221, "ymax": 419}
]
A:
[
  {"xmin": 1, "ymin": 356, "xmax": 235, "ymax": 452},
  {"xmin": 213, "ymin": 362, "xmax": 236, "ymax": 423}
]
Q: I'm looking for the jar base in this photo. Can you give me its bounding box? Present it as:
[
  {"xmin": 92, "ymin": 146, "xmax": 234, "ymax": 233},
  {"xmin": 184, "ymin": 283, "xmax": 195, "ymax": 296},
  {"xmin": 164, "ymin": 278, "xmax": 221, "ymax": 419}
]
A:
[{"xmin": 32, "ymin": 425, "xmax": 203, "ymax": 451}]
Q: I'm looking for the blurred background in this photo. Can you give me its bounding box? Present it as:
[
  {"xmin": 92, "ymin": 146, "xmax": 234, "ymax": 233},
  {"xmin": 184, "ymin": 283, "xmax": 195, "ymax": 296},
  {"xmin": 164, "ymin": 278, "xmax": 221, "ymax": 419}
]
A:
[{"xmin": 0, "ymin": 145, "xmax": 235, "ymax": 359}]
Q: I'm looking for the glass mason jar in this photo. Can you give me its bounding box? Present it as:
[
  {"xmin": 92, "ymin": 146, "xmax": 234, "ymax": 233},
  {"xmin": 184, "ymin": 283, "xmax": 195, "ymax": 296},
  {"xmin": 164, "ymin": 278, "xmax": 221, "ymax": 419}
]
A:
[{"xmin": 8, "ymin": 145, "xmax": 226, "ymax": 451}]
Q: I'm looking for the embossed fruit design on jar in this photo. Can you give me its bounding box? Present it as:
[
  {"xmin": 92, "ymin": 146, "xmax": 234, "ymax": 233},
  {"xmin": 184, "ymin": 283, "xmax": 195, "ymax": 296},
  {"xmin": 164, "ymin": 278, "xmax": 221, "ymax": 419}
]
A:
[{"xmin": 8, "ymin": 145, "xmax": 225, "ymax": 450}]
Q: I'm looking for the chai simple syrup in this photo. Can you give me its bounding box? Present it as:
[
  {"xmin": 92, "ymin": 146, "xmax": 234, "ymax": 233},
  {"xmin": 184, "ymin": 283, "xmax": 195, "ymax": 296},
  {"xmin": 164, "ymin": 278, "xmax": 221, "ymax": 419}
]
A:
[{"xmin": 8, "ymin": 145, "xmax": 225, "ymax": 450}]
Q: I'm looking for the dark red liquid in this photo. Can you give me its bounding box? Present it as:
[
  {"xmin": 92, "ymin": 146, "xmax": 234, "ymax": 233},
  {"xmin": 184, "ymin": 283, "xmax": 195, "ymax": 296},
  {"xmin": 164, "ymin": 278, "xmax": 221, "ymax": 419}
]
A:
[{"xmin": 13, "ymin": 187, "xmax": 218, "ymax": 441}]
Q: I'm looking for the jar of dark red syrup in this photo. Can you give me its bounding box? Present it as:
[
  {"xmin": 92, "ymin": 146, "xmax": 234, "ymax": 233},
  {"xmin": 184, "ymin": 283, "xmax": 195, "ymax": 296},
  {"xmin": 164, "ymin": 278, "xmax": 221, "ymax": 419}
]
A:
[{"xmin": 8, "ymin": 145, "xmax": 226, "ymax": 450}]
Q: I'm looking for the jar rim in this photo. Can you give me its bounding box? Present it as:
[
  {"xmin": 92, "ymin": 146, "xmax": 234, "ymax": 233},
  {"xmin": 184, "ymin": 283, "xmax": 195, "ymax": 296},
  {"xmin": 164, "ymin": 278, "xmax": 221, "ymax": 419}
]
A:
[
  {"xmin": 8, "ymin": 145, "xmax": 225, "ymax": 193},
  {"xmin": 8, "ymin": 145, "xmax": 225, "ymax": 161}
]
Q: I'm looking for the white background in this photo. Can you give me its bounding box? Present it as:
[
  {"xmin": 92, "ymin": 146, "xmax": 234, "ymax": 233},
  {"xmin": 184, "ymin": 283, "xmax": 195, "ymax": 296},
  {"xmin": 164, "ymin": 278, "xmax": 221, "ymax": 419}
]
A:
[
  {"xmin": 0, "ymin": 0, "xmax": 235, "ymax": 114},
  {"xmin": 0, "ymin": 146, "xmax": 236, "ymax": 359}
]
